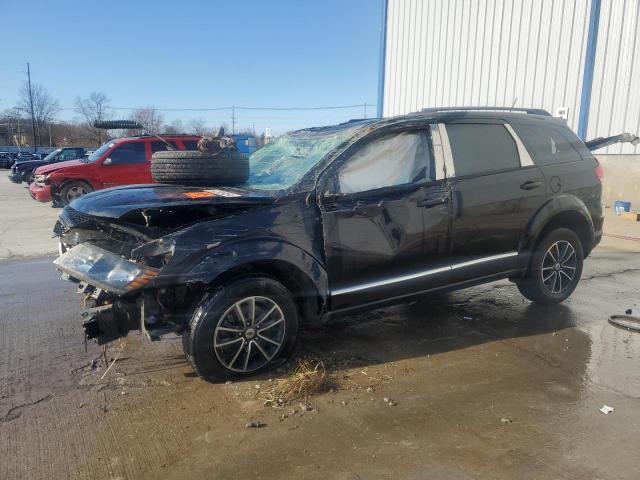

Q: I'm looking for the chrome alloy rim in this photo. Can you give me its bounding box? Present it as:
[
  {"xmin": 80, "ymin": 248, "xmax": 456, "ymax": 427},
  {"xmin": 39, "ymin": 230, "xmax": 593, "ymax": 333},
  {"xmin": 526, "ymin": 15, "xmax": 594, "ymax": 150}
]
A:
[
  {"xmin": 541, "ymin": 240, "xmax": 577, "ymax": 294},
  {"xmin": 66, "ymin": 185, "xmax": 88, "ymax": 202},
  {"xmin": 213, "ymin": 296, "xmax": 285, "ymax": 372}
]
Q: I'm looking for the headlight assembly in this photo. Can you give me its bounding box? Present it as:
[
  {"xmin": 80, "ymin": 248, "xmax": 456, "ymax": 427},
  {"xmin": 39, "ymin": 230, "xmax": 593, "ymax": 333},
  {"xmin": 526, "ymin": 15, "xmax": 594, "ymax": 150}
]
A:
[{"xmin": 54, "ymin": 243, "xmax": 159, "ymax": 294}]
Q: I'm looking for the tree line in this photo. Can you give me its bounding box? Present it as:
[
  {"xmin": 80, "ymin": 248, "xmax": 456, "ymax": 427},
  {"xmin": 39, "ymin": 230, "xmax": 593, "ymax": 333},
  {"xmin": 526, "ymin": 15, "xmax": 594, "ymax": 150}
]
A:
[{"xmin": 0, "ymin": 83, "xmax": 257, "ymax": 149}]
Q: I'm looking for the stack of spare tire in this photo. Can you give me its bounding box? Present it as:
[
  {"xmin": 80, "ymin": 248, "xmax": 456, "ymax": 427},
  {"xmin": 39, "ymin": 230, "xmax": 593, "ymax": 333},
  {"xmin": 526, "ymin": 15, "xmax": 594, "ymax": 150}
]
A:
[{"xmin": 151, "ymin": 136, "xmax": 249, "ymax": 187}]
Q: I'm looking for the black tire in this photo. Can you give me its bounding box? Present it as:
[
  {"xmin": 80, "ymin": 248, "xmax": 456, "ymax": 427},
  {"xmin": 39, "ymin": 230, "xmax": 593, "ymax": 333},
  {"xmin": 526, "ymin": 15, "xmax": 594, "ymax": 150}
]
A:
[
  {"xmin": 516, "ymin": 228, "xmax": 584, "ymax": 304},
  {"xmin": 187, "ymin": 276, "xmax": 299, "ymax": 382},
  {"xmin": 151, "ymin": 150, "xmax": 249, "ymax": 186},
  {"xmin": 59, "ymin": 180, "xmax": 93, "ymax": 206},
  {"xmin": 24, "ymin": 170, "xmax": 35, "ymax": 184}
]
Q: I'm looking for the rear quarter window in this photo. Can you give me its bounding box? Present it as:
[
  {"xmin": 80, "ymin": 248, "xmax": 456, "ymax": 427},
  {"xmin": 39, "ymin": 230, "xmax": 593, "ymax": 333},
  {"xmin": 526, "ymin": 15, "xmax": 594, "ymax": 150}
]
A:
[
  {"xmin": 182, "ymin": 140, "xmax": 199, "ymax": 150},
  {"xmin": 446, "ymin": 123, "xmax": 520, "ymax": 177},
  {"xmin": 512, "ymin": 124, "xmax": 586, "ymax": 165}
]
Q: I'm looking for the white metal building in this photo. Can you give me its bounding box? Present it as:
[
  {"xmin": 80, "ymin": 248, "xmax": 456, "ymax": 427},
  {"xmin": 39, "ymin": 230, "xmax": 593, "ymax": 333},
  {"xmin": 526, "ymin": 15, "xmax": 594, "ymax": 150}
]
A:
[{"xmin": 378, "ymin": 0, "xmax": 640, "ymax": 155}]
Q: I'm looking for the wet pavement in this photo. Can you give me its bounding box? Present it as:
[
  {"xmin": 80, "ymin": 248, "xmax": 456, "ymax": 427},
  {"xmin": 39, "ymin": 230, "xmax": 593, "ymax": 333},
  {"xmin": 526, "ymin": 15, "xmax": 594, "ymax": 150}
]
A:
[{"xmin": 1, "ymin": 221, "xmax": 639, "ymax": 479}]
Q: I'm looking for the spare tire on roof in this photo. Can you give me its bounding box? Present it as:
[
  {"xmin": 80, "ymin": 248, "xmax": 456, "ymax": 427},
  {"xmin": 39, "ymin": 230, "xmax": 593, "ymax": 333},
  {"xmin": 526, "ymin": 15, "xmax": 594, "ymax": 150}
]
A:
[{"xmin": 151, "ymin": 150, "xmax": 249, "ymax": 186}]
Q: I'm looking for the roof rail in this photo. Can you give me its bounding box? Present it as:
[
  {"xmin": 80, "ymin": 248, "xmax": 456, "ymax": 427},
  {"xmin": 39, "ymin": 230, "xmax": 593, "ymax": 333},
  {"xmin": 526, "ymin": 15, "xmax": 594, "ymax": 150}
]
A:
[{"xmin": 420, "ymin": 106, "xmax": 551, "ymax": 116}]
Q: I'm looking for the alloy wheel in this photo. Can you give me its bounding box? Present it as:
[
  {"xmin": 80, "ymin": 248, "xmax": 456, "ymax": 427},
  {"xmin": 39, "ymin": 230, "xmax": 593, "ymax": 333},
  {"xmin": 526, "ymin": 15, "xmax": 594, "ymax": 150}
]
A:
[
  {"xmin": 213, "ymin": 296, "xmax": 286, "ymax": 373},
  {"xmin": 541, "ymin": 240, "xmax": 577, "ymax": 294},
  {"xmin": 66, "ymin": 185, "xmax": 88, "ymax": 202}
]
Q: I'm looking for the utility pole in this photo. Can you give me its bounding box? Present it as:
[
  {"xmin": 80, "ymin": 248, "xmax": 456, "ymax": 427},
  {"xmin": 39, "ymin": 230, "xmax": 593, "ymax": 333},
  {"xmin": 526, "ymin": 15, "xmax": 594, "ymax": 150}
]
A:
[
  {"xmin": 364, "ymin": 102, "xmax": 368, "ymax": 118},
  {"xmin": 26, "ymin": 62, "xmax": 38, "ymax": 152},
  {"xmin": 15, "ymin": 107, "xmax": 21, "ymax": 149},
  {"xmin": 231, "ymin": 105, "xmax": 236, "ymax": 134}
]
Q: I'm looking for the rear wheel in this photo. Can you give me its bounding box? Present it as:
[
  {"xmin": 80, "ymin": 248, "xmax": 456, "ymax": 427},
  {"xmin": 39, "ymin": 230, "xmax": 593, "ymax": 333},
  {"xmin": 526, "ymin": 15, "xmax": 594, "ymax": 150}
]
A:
[
  {"xmin": 187, "ymin": 277, "xmax": 299, "ymax": 382},
  {"xmin": 516, "ymin": 228, "xmax": 584, "ymax": 304},
  {"xmin": 59, "ymin": 181, "xmax": 93, "ymax": 206}
]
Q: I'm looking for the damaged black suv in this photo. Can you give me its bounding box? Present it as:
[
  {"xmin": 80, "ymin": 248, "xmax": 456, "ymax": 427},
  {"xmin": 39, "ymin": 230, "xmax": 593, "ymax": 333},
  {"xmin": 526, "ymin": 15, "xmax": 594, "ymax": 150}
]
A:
[{"xmin": 54, "ymin": 108, "xmax": 611, "ymax": 381}]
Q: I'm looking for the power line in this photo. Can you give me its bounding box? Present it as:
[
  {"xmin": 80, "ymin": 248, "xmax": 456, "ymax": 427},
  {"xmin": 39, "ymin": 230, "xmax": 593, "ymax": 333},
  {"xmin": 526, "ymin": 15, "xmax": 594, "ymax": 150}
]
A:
[{"xmin": 57, "ymin": 103, "xmax": 376, "ymax": 113}]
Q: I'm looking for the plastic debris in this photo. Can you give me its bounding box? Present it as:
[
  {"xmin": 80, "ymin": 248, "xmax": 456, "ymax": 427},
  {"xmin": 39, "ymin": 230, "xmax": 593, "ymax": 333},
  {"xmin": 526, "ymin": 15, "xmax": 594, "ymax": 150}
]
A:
[
  {"xmin": 600, "ymin": 405, "xmax": 614, "ymax": 415},
  {"xmin": 245, "ymin": 420, "xmax": 265, "ymax": 428}
]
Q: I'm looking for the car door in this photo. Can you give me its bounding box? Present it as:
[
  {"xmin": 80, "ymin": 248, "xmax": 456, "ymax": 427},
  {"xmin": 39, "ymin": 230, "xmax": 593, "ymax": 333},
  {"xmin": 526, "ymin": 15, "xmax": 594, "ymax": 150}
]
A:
[
  {"xmin": 99, "ymin": 141, "xmax": 151, "ymax": 188},
  {"xmin": 319, "ymin": 127, "xmax": 452, "ymax": 311},
  {"xmin": 443, "ymin": 121, "xmax": 547, "ymax": 282}
]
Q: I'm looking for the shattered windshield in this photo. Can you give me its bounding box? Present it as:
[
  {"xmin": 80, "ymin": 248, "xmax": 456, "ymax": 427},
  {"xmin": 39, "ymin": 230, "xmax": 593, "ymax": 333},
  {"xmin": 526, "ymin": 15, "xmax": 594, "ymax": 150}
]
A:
[{"xmin": 246, "ymin": 120, "xmax": 372, "ymax": 190}]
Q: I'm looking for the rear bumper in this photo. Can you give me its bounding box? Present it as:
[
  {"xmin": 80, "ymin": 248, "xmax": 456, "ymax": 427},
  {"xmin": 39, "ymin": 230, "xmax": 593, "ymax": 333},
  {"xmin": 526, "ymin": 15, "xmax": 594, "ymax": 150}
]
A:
[{"xmin": 29, "ymin": 182, "xmax": 53, "ymax": 202}]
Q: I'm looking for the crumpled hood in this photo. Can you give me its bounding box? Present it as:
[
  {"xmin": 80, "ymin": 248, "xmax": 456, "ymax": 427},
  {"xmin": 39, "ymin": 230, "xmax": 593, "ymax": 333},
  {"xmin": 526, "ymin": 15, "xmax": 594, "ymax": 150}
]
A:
[
  {"xmin": 69, "ymin": 184, "xmax": 276, "ymax": 219},
  {"xmin": 35, "ymin": 159, "xmax": 83, "ymax": 174}
]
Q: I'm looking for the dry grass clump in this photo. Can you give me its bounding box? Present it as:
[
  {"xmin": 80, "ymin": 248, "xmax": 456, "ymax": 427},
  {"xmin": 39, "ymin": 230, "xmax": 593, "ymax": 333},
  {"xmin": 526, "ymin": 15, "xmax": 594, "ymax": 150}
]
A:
[{"xmin": 263, "ymin": 359, "xmax": 333, "ymax": 406}]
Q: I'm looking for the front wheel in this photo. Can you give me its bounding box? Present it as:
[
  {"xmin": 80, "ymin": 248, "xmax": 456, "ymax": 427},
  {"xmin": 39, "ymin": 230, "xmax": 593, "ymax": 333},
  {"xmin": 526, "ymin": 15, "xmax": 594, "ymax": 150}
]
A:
[
  {"xmin": 187, "ymin": 277, "xmax": 299, "ymax": 382},
  {"xmin": 516, "ymin": 228, "xmax": 584, "ymax": 304},
  {"xmin": 59, "ymin": 181, "xmax": 93, "ymax": 206}
]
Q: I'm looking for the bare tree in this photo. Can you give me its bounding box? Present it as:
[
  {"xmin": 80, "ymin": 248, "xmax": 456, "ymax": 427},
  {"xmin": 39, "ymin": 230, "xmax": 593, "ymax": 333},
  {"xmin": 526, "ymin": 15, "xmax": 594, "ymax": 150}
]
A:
[
  {"xmin": 17, "ymin": 81, "xmax": 60, "ymax": 145},
  {"xmin": 129, "ymin": 107, "xmax": 164, "ymax": 134},
  {"xmin": 186, "ymin": 117, "xmax": 209, "ymax": 136},
  {"xmin": 74, "ymin": 92, "xmax": 112, "ymax": 146},
  {"xmin": 163, "ymin": 118, "xmax": 185, "ymax": 134}
]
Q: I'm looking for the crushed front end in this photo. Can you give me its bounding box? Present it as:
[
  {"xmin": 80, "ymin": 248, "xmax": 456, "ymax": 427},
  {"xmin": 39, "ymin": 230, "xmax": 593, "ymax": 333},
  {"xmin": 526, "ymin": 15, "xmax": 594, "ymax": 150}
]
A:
[{"xmin": 54, "ymin": 205, "xmax": 204, "ymax": 345}]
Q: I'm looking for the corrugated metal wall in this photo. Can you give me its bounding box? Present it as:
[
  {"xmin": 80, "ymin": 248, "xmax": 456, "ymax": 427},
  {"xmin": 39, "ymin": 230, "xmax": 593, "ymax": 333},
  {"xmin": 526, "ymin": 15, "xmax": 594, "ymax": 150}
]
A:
[
  {"xmin": 589, "ymin": 0, "xmax": 640, "ymax": 154},
  {"xmin": 383, "ymin": 0, "xmax": 640, "ymax": 154}
]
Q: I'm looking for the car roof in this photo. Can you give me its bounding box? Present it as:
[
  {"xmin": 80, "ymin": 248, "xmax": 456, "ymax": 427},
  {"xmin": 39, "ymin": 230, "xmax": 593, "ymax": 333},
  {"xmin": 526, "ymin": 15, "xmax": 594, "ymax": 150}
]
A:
[{"xmin": 109, "ymin": 134, "xmax": 202, "ymax": 144}]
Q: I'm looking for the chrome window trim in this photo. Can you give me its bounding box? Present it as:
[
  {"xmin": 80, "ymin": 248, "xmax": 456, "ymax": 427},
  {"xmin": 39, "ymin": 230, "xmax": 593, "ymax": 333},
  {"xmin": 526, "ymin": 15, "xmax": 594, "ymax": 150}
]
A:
[
  {"xmin": 504, "ymin": 123, "xmax": 534, "ymax": 167},
  {"xmin": 438, "ymin": 123, "xmax": 456, "ymax": 178},
  {"xmin": 430, "ymin": 123, "xmax": 447, "ymax": 181},
  {"xmin": 331, "ymin": 251, "xmax": 518, "ymax": 296}
]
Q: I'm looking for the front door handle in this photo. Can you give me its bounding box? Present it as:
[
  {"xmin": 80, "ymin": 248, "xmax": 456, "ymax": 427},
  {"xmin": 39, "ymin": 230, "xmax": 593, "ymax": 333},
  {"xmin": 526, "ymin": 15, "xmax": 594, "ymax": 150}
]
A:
[
  {"xmin": 417, "ymin": 197, "xmax": 448, "ymax": 208},
  {"xmin": 520, "ymin": 180, "xmax": 542, "ymax": 190}
]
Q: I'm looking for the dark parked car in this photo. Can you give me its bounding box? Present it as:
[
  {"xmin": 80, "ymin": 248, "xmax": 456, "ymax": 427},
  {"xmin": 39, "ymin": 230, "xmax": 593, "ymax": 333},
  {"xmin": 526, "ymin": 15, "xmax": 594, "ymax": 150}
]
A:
[
  {"xmin": 0, "ymin": 152, "xmax": 15, "ymax": 169},
  {"xmin": 9, "ymin": 147, "xmax": 86, "ymax": 184},
  {"xmin": 54, "ymin": 108, "xmax": 628, "ymax": 381}
]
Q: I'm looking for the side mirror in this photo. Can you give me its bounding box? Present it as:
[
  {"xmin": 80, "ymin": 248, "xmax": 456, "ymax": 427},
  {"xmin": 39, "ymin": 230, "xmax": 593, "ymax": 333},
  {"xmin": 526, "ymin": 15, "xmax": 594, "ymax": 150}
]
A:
[{"xmin": 103, "ymin": 158, "xmax": 112, "ymax": 166}]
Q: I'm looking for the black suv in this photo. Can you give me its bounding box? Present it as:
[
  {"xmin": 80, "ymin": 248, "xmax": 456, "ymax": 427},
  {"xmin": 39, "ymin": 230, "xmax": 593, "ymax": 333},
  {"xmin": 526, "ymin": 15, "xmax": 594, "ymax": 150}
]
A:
[
  {"xmin": 9, "ymin": 147, "xmax": 86, "ymax": 184},
  {"xmin": 53, "ymin": 108, "xmax": 609, "ymax": 381}
]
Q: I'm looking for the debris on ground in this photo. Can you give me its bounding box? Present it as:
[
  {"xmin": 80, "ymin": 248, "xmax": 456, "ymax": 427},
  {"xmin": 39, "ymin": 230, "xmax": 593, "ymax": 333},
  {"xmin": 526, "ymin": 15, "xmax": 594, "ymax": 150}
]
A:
[
  {"xmin": 600, "ymin": 405, "xmax": 615, "ymax": 415},
  {"xmin": 625, "ymin": 309, "xmax": 632, "ymax": 315},
  {"xmin": 501, "ymin": 417, "xmax": 513, "ymax": 424},
  {"xmin": 245, "ymin": 420, "xmax": 265, "ymax": 428},
  {"xmin": 262, "ymin": 359, "xmax": 332, "ymax": 406},
  {"xmin": 609, "ymin": 314, "xmax": 640, "ymax": 333}
]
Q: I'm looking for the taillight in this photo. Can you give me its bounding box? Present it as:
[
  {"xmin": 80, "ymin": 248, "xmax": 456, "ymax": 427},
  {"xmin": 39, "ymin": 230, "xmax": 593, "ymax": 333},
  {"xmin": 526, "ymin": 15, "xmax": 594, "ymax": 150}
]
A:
[{"xmin": 594, "ymin": 160, "xmax": 604, "ymax": 183}]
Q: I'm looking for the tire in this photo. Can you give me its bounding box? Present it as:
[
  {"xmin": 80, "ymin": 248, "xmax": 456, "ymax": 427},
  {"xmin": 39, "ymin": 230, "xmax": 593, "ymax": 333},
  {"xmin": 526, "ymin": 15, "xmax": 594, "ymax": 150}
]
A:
[
  {"xmin": 187, "ymin": 276, "xmax": 299, "ymax": 382},
  {"xmin": 516, "ymin": 227, "xmax": 584, "ymax": 305},
  {"xmin": 151, "ymin": 150, "xmax": 249, "ymax": 186},
  {"xmin": 59, "ymin": 180, "xmax": 93, "ymax": 206},
  {"xmin": 25, "ymin": 170, "xmax": 35, "ymax": 184}
]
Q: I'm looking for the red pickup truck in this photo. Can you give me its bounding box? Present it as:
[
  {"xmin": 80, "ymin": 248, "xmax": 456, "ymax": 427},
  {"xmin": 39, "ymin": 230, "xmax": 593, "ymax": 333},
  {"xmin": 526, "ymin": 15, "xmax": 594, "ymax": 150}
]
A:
[{"xmin": 30, "ymin": 134, "xmax": 201, "ymax": 206}]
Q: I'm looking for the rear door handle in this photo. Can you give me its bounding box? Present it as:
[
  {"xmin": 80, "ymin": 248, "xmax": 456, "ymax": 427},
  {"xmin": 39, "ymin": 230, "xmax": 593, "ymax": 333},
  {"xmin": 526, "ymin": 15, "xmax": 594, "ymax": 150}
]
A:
[
  {"xmin": 417, "ymin": 197, "xmax": 448, "ymax": 208},
  {"xmin": 520, "ymin": 180, "xmax": 542, "ymax": 190}
]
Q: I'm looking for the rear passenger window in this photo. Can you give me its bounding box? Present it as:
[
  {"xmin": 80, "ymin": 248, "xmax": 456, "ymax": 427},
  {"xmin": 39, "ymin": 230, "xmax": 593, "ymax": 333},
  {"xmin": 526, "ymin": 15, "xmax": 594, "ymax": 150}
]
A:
[
  {"xmin": 447, "ymin": 124, "xmax": 520, "ymax": 177},
  {"xmin": 182, "ymin": 140, "xmax": 199, "ymax": 150},
  {"xmin": 150, "ymin": 141, "xmax": 178, "ymax": 153},
  {"xmin": 108, "ymin": 142, "xmax": 147, "ymax": 164},
  {"xmin": 511, "ymin": 124, "xmax": 584, "ymax": 165}
]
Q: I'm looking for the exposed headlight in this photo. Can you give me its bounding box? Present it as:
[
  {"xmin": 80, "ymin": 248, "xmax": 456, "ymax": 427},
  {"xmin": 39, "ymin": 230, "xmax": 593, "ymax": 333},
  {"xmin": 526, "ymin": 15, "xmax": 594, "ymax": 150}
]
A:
[
  {"xmin": 54, "ymin": 243, "xmax": 159, "ymax": 294},
  {"xmin": 34, "ymin": 174, "xmax": 47, "ymax": 186}
]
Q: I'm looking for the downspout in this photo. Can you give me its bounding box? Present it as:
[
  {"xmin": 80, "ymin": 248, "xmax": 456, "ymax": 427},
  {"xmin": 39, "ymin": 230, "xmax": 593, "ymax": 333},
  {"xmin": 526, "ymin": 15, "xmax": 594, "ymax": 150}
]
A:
[
  {"xmin": 577, "ymin": 0, "xmax": 602, "ymax": 140},
  {"xmin": 376, "ymin": 0, "xmax": 389, "ymax": 118}
]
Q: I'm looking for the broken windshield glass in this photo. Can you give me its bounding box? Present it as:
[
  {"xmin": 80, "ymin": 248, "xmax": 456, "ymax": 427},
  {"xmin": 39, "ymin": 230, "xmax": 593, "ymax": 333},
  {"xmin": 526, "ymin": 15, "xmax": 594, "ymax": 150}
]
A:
[{"xmin": 246, "ymin": 120, "xmax": 373, "ymax": 190}]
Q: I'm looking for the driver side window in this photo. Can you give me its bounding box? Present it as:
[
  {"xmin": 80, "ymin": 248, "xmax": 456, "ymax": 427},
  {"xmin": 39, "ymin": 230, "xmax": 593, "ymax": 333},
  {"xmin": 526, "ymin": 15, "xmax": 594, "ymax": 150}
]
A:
[{"xmin": 337, "ymin": 131, "xmax": 431, "ymax": 194}]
